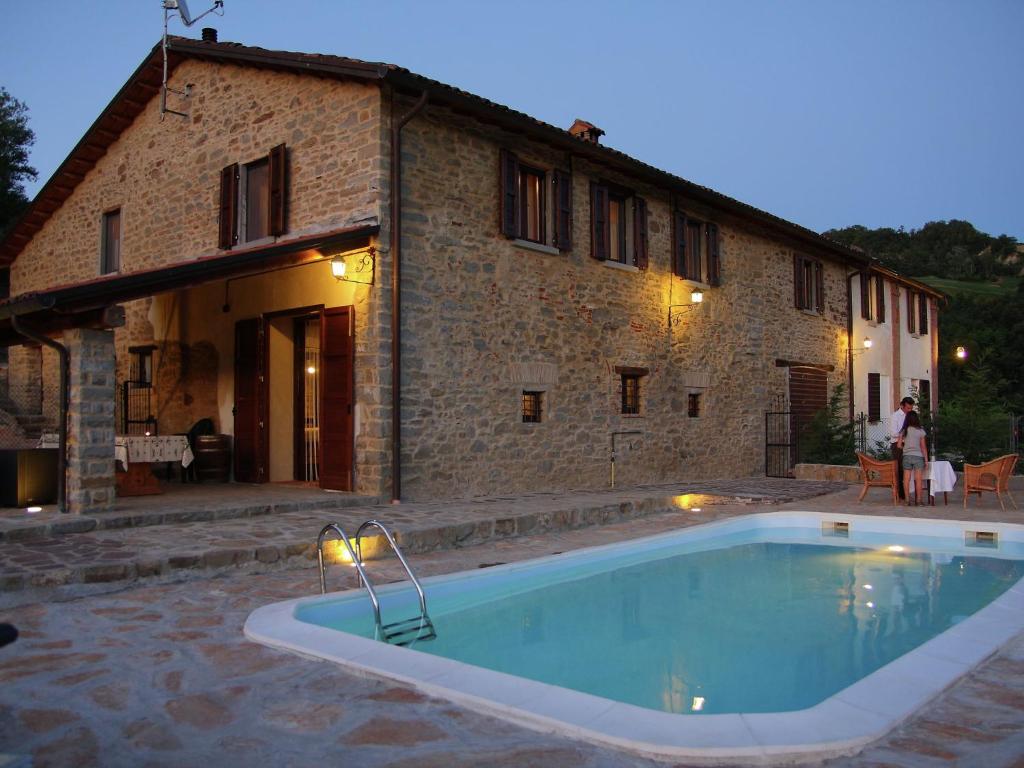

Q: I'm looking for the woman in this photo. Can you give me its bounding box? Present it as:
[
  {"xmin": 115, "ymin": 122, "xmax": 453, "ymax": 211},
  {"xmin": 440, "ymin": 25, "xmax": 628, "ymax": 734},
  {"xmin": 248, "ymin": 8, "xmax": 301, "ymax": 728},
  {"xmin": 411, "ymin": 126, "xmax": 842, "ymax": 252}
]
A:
[{"xmin": 897, "ymin": 411, "xmax": 928, "ymax": 506}]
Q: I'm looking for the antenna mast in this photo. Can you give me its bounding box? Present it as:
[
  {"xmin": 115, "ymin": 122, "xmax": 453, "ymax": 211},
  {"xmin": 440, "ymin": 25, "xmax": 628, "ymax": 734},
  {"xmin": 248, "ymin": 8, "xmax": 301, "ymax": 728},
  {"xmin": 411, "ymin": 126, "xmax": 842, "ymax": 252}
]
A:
[{"xmin": 161, "ymin": 0, "xmax": 225, "ymax": 119}]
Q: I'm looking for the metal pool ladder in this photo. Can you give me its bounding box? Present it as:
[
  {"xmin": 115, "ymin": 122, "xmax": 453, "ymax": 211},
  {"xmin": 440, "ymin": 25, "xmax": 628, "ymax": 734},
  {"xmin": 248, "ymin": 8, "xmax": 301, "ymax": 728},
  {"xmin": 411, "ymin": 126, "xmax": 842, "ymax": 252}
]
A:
[{"xmin": 316, "ymin": 520, "xmax": 436, "ymax": 646}]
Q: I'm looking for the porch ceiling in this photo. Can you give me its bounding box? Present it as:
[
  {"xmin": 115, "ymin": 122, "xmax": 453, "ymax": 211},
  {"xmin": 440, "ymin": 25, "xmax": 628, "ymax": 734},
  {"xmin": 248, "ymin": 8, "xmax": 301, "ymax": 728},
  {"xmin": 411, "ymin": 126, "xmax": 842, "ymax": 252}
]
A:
[{"xmin": 0, "ymin": 224, "xmax": 378, "ymax": 346}]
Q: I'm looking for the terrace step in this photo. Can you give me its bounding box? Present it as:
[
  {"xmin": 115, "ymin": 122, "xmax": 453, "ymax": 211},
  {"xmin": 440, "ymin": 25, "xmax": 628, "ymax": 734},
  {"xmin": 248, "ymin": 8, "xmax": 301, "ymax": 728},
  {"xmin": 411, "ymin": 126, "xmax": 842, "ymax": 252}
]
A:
[{"xmin": 0, "ymin": 479, "xmax": 850, "ymax": 600}]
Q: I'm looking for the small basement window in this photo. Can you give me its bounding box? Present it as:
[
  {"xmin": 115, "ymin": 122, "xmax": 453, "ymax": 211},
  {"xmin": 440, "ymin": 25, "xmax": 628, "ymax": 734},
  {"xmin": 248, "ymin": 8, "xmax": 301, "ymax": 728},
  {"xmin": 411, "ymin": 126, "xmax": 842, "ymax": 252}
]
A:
[
  {"xmin": 522, "ymin": 391, "xmax": 543, "ymax": 423},
  {"xmin": 687, "ymin": 393, "xmax": 701, "ymax": 418},
  {"xmin": 621, "ymin": 375, "xmax": 640, "ymax": 415}
]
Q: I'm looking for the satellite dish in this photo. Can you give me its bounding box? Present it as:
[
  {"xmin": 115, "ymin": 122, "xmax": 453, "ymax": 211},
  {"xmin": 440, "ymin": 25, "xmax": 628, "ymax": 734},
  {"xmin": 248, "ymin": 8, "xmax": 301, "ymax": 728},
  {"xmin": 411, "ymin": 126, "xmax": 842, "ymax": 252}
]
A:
[
  {"xmin": 162, "ymin": 0, "xmax": 222, "ymax": 28},
  {"xmin": 177, "ymin": 0, "xmax": 193, "ymax": 25}
]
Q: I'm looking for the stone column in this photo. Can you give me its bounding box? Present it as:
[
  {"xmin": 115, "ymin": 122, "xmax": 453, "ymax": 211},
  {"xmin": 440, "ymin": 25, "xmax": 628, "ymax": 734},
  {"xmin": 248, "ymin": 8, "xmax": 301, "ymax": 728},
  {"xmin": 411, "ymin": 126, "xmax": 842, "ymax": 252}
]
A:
[{"xmin": 65, "ymin": 328, "xmax": 116, "ymax": 514}]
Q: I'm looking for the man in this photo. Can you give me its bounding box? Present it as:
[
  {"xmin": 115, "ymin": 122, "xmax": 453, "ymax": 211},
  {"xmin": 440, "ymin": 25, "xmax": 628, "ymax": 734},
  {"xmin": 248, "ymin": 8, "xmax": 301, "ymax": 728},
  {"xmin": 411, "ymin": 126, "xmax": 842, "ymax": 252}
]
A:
[{"xmin": 890, "ymin": 397, "xmax": 915, "ymax": 499}]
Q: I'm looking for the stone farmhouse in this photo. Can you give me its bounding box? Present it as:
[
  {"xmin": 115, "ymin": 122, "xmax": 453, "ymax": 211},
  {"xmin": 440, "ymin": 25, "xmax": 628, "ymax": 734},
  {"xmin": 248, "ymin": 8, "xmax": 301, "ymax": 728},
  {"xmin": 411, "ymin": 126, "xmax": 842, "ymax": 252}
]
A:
[{"xmin": 0, "ymin": 34, "xmax": 937, "ymax": 513}]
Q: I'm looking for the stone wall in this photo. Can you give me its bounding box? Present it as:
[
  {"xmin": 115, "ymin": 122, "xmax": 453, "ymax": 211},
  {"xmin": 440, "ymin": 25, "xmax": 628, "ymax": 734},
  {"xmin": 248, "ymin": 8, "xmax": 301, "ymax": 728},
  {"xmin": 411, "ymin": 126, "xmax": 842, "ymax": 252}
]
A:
[
  {"xmin": 394, "ymin": 97, "xmax": 850, "ymax": 499},
  {"xmin": 65, "ymin": 328, "xmax": 116, "ymax": 514}
]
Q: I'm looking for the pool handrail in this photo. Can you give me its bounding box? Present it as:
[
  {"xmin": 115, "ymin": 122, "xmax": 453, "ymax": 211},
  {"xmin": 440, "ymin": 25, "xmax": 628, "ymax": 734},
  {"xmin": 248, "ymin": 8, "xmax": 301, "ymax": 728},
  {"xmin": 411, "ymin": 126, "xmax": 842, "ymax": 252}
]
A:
[
  {"xmin": 317, "ymin": 523, "xmax": 382, "ymax": 627},
  {"xmin": 355, "ymin": 519, "xmax": 429, "ymax": 618}
]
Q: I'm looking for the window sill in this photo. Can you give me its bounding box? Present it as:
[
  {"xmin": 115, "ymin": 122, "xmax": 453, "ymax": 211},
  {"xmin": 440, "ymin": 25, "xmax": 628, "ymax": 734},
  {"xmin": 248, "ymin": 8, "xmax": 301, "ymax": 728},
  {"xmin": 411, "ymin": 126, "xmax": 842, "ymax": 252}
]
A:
[
  {"xmin": 799, "ymin": 308, "xmax": 820, "ymax": 317},
  {"xmin": 513, "ymin": 239, "xmax": 561, "ymax": 257},
  {"xmin": 676, "ymin": 277, "xmax": 710, "ymax": 291},
  {"xmin": 602, "ymin": 260, "xmax": 639, "ymax": 273}
]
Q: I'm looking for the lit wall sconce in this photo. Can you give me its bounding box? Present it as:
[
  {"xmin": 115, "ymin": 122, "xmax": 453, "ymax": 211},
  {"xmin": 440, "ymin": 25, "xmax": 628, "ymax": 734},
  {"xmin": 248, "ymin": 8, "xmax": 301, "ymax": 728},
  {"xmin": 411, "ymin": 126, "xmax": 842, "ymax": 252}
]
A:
[
  {"xmin": 669, "ymin": 289, "xmax": 705, "ymax": 324},
  {"xmin": 328, "ymin": 247, "xmax": 376, "ymax": 285},
  {"xmin": 852, "ymin": 337, "xmax": 873, "ymax": 355},
  {"xmin": 955, "ymin": 345, "xmax": 968, "ymax": 361}
]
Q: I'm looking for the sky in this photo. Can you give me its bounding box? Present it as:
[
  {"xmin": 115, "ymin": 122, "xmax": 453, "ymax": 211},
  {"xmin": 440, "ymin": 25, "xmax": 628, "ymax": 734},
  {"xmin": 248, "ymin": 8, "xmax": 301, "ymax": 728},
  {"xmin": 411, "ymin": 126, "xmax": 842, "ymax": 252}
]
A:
[{"xmin": 2, "ymin": 0, "xmax": 1022, "ymax": 240}]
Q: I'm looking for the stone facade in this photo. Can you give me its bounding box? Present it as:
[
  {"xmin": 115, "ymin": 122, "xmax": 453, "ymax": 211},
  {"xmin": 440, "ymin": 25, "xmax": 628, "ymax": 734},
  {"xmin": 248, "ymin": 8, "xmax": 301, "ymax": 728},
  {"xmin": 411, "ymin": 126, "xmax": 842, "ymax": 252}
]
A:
[
  {"xmin": 5, "ymin": 46, "xmax": 858, "ymax": 507},
  {"xmin": 394, "ymin": 98, "xmax": 849, "ymax": 498},
  {"xmin": 65, "ymin": 328, "xmax": 116, "ymax": 514}
]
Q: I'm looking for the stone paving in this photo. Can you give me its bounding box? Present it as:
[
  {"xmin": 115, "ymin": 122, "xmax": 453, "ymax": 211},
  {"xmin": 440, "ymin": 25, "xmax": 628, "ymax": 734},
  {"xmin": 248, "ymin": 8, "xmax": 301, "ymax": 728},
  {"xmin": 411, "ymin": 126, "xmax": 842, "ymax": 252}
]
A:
[{"xmin": 0, "ymin": 481, "xmax": 1023, "ymax": 766}]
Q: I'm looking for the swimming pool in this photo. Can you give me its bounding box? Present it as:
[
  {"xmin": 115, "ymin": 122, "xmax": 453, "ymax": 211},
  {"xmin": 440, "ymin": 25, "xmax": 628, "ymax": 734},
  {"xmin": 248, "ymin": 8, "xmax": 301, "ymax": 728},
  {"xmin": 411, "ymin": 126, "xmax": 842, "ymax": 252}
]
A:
[{"xmin": 245, "ymin": 512, "xmax": 1024, "ymax": 763}]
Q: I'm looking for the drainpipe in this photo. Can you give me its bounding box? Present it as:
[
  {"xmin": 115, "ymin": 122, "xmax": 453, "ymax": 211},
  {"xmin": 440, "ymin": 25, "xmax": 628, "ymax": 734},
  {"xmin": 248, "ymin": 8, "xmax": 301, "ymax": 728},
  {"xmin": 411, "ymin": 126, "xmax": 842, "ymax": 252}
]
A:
[
  {"xmin": 390, "ymin": 90, "xmax": 428, "ymax": 504},
  {"xmin": 10, "ymin": 316, "xmax": 68, "ymax": 514},
  {"xmin": 846, "ymin": 269, "xmax": 859, "ymax": 424}
]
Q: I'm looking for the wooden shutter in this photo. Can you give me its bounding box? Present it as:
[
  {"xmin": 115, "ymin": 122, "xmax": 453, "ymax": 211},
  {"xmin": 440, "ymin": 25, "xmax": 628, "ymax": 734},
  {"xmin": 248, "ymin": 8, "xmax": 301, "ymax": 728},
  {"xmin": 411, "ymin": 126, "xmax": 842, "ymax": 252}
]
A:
[
  {"xmin": 552, "ymin": 169, "xmax": 573, "ymax": 250},
  {"xmin": 814, "ymin": 261, "xmax": 824, "ymax": 313},
  {"xmin": 860, "ymin": 273, "xmax": 871, "ymax": 320},
  {"xmin": 268, "ymin": 143, "xmax": 287, "ymax": 237},
  {"xmin": 876, "ymin": 276, "xmax": 886, "ymax": 323},
  {"xmin": 919, "ymin": 379, "xmax": 931, "ymax": 416},
  {"xmin": 867, "ymin": 372, "xmax": 881, "ymax": 422},
  {"xmin": 918, "ymin": 293, "xmax": 928, "ymax": 335},
  {"xmin": 633, "ymin": 196, "xmax": 648, "ymax": 269},
  {"xmin": 218, "ymin": 163, "xmax": 239, "ymax": 249},
  {"xmin": 707, "ymin": 224, "xmax": 721, "ymax": 286},
  {"xmin": 590, "ymin": 182, "xmax": 608, "ymax": 260},
  {"xmin": 499, "ymin": 149, "xmax": 519, "ymax": 238},
  {"xmin": 793, "ymin": 254, "xmax": 804, "ymax": 309},
  {"xmin": 320, "ymin": 307, "xmax": 354, "ymax": 491},
  {"xmin": 906, "ymin": 290, "xmax": 916, "ymax": 334},
  {"xmin": 673, "ymin": 211, "xmax": 687, "ymax": 277}
]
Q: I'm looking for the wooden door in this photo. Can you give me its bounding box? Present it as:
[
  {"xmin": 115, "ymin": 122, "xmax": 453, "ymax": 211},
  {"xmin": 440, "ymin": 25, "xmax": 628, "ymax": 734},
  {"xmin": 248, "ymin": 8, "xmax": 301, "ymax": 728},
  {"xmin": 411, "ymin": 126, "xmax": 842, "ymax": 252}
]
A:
[
  {"xmin": 234, "ymin": 317, "xmax": 268, "ymax": 483},
  {"xmin": 789, "ymin": 366, "xmax": 827, "ymax": 463},
  {"xmin": 319, "ymin": 307, "xmax": 354, "ymax": 491}
]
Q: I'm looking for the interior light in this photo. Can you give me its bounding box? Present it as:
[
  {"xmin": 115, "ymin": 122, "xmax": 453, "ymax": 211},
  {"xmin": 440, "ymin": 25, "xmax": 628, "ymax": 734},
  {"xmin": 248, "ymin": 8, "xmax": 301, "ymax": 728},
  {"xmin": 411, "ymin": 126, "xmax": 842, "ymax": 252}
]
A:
[
  {"xmin": 690, "ymin": 289, "xmax": 704, "ymax": 304},
  {"xmin": 863, "ymin": 337, "xmax": 873, "ymax": 349},
  {"xmin": 26, "ymin": 506, "xmax": 42, "ymax": 514},
  {"xmin": 306, "ymin": 366, "xmax": 316, "ymax": 375},
  {"xmin": 691, "ymin": 696, "xmax": 705, "ymax": 712}
]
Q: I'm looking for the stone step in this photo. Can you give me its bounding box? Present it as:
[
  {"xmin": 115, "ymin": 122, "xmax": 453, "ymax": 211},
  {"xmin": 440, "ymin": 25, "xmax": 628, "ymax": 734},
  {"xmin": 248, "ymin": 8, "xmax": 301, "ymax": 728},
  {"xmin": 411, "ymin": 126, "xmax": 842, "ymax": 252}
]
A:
[{"xmin": 0, "ymin": 479, "xmax": 851, "ymax": 598}]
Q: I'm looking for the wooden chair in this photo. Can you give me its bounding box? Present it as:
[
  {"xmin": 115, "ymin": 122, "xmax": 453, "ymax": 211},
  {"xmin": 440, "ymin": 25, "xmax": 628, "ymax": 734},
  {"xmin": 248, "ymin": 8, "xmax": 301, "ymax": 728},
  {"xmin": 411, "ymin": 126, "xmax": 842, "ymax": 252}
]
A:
[
  {"xmin": 856, "ymin": 452, "xmax": 898, "ymax": 504},
  {"xmin": 963, "ymin": 454, "xmax": 1019, "ymax": 512}
]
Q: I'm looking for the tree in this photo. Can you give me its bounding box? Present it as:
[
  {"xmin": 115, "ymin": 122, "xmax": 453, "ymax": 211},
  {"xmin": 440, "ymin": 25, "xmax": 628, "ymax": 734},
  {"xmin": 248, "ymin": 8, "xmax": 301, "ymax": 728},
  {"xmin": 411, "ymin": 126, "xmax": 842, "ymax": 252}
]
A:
[
  {"xmin": 0, "ymin": 87, "xmax": 37, "ymax": 239},
  {"xmin": 799, "ymin": 384, "xmax": 856, "ymax": 465}
]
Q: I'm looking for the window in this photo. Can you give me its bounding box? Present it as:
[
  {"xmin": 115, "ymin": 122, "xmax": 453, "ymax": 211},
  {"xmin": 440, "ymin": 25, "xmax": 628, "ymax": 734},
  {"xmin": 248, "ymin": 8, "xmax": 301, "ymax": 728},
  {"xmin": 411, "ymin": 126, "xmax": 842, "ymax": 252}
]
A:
[
  {"xmin": 793, "ymin": 253, "xmax": 824, "ymax": 312},
  {"xmin": 219, "ymin": 143, "xmax": 287, "ymax": 249},
  {"xmin": 0, "ymin": 268, "xmax": 7, "ymax": 364},
  {"xmin": 906, "ymin": 290, "xmax": 928, "ymax": 335},
  {"xmin": 672, "ymin": 213, "xmax": 720, "ymax": 285},
  {"xmin": 860, "ymin": 273, "xmax": 886, "ymax": 323},
  {"xmin": 101, "ymin": 209, "xmax": 121, "ymax": 274},
  {"xmin": 687, "ymin": 393, "xmax": 701, "ymax": 418},
  {"xmin": 590, "ymin": 182, "xmax": 648, "ymax": 268},
  {"xmin": 129, "ymin": 346, "xmax": 154, "ymax": 386},
  {"xmin": 522, "ymin": 391, "xmax": 543, "ymax": 423},
  {"xmin": 867, "ymin": 372, "xmax": 881, "ymax": 422},
  {"xmin": 499, "ymin": 149, "xmax": 572, "ymax": 249},
  {"xmin": 918, "ymin": 293, "xmax": 928, "ymax": 335},
  {"xmin": 621, "ymin": 375, "xmax": 640, "ymax": 415}
]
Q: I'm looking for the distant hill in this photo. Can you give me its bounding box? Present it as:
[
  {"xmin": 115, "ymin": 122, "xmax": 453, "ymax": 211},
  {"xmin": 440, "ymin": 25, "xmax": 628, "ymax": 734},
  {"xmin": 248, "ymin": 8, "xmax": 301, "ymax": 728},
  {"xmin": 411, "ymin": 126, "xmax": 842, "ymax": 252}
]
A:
[
  {"xmin": 917, "ymin": 275, "xmax": 1020, "ymax": 298},
  {"xmin": 824, "ymin": 220, "xmax": 1020, "ymax": 281}
]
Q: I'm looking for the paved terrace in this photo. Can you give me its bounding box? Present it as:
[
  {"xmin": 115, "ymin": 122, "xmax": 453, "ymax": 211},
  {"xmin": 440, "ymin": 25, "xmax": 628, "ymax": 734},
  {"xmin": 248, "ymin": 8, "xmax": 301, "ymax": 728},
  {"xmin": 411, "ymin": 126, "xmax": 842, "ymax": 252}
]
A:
[{"xmin": 0, "ymin": 478, "xmax": 1022, "ymax": 767}]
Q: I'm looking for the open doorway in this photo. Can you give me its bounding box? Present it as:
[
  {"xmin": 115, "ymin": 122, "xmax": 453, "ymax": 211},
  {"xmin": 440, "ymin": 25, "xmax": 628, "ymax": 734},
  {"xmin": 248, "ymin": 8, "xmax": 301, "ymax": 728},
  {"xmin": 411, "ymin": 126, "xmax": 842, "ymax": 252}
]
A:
[{"xmin": 234, "ymin": 306, "xmax": 353, "ymax": 490}]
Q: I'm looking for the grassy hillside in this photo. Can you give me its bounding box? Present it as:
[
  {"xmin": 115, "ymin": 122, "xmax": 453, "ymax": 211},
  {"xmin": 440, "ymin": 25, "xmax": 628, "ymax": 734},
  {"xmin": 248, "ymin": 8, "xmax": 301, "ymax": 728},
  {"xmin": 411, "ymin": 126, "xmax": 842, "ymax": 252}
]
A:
[{"xmin": 918, "ymin": 275, "xmax": 1020, "ymax": 298}]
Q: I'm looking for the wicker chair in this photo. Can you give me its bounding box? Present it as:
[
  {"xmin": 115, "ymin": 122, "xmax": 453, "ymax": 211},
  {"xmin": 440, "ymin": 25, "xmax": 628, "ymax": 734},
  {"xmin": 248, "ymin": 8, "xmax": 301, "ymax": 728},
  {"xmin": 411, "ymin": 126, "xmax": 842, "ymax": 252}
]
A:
[
  {"xmin": 963, "ymin": 454, "xmax": 1019, "ymax": 512},
  {"xmin": 856, "ymin": 452, "xmax": 899, "ymax": 504}
]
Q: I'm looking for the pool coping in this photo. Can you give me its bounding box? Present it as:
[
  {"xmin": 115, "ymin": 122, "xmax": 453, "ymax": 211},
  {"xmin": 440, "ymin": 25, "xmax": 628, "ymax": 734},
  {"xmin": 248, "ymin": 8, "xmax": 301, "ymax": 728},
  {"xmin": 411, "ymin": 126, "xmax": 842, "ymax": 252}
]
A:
[{"xmin": 244, "ymin": 511, "xmax": 1024, "ymax": 765}]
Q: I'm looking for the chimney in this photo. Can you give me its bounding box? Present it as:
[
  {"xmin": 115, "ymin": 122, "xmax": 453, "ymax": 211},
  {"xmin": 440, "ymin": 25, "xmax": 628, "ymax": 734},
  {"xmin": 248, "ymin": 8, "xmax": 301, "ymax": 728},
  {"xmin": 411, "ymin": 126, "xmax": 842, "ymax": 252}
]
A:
[
  {"xmin": 569, "ymin": 119, "xmax": 605, "ymax": 144},
  {"xmin": 201, "ymin": 27, "xmax": 218, "ymax": 42}
]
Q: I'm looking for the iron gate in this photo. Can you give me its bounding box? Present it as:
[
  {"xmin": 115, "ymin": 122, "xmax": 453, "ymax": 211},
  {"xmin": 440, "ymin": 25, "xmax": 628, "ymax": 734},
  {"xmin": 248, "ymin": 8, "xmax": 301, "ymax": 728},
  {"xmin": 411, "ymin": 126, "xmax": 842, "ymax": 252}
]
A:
[{"xmin": 765, "ymin": 410, "xmax": 795, "ymax": 478}]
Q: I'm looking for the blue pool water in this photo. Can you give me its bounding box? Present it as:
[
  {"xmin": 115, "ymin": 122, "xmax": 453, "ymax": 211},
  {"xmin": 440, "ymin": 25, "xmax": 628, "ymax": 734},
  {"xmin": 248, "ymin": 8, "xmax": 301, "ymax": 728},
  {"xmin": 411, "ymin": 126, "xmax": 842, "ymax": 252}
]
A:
[{"xmin": 297, "ymin": 526, "xmax": 1024, "ymax": 715}]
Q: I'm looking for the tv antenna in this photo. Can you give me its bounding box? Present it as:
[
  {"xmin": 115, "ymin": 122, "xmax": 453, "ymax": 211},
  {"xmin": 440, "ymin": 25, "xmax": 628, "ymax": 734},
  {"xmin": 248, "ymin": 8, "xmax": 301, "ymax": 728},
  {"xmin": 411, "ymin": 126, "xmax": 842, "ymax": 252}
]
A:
[{"xmin": 160, "ymin": 0, "xmax": 225, "ymax": 119}]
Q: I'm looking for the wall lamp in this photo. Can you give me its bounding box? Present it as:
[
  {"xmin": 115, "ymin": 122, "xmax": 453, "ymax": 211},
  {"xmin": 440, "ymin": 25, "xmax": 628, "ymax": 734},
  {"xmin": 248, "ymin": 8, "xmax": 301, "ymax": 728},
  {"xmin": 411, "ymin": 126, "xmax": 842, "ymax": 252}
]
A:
[
  {"xmin": 851, "ymin": 337, "xmax": 873, "ymax": 355},
  {"xmin": 669, "ymin": 289, "xmax": 704, "ymax": 324},
  {"xmin": 955, "ymin": 345, "xmax": 968, "ymax": 361},
  {"xmin": 329, "ymin": 247, "xmax": 376, "ymax": 285}
]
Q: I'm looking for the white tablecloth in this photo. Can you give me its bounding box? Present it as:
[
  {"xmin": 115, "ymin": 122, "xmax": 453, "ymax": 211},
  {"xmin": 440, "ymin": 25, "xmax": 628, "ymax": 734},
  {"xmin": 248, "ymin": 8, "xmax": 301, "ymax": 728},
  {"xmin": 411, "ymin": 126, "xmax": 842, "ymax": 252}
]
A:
[
  {"xmin": 115, "ymin": 435, "xmax": 194, "ymax": 470},
  {"xmin": 927, "ymin": 460, "xmax": 957, "ymax": 495}
]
